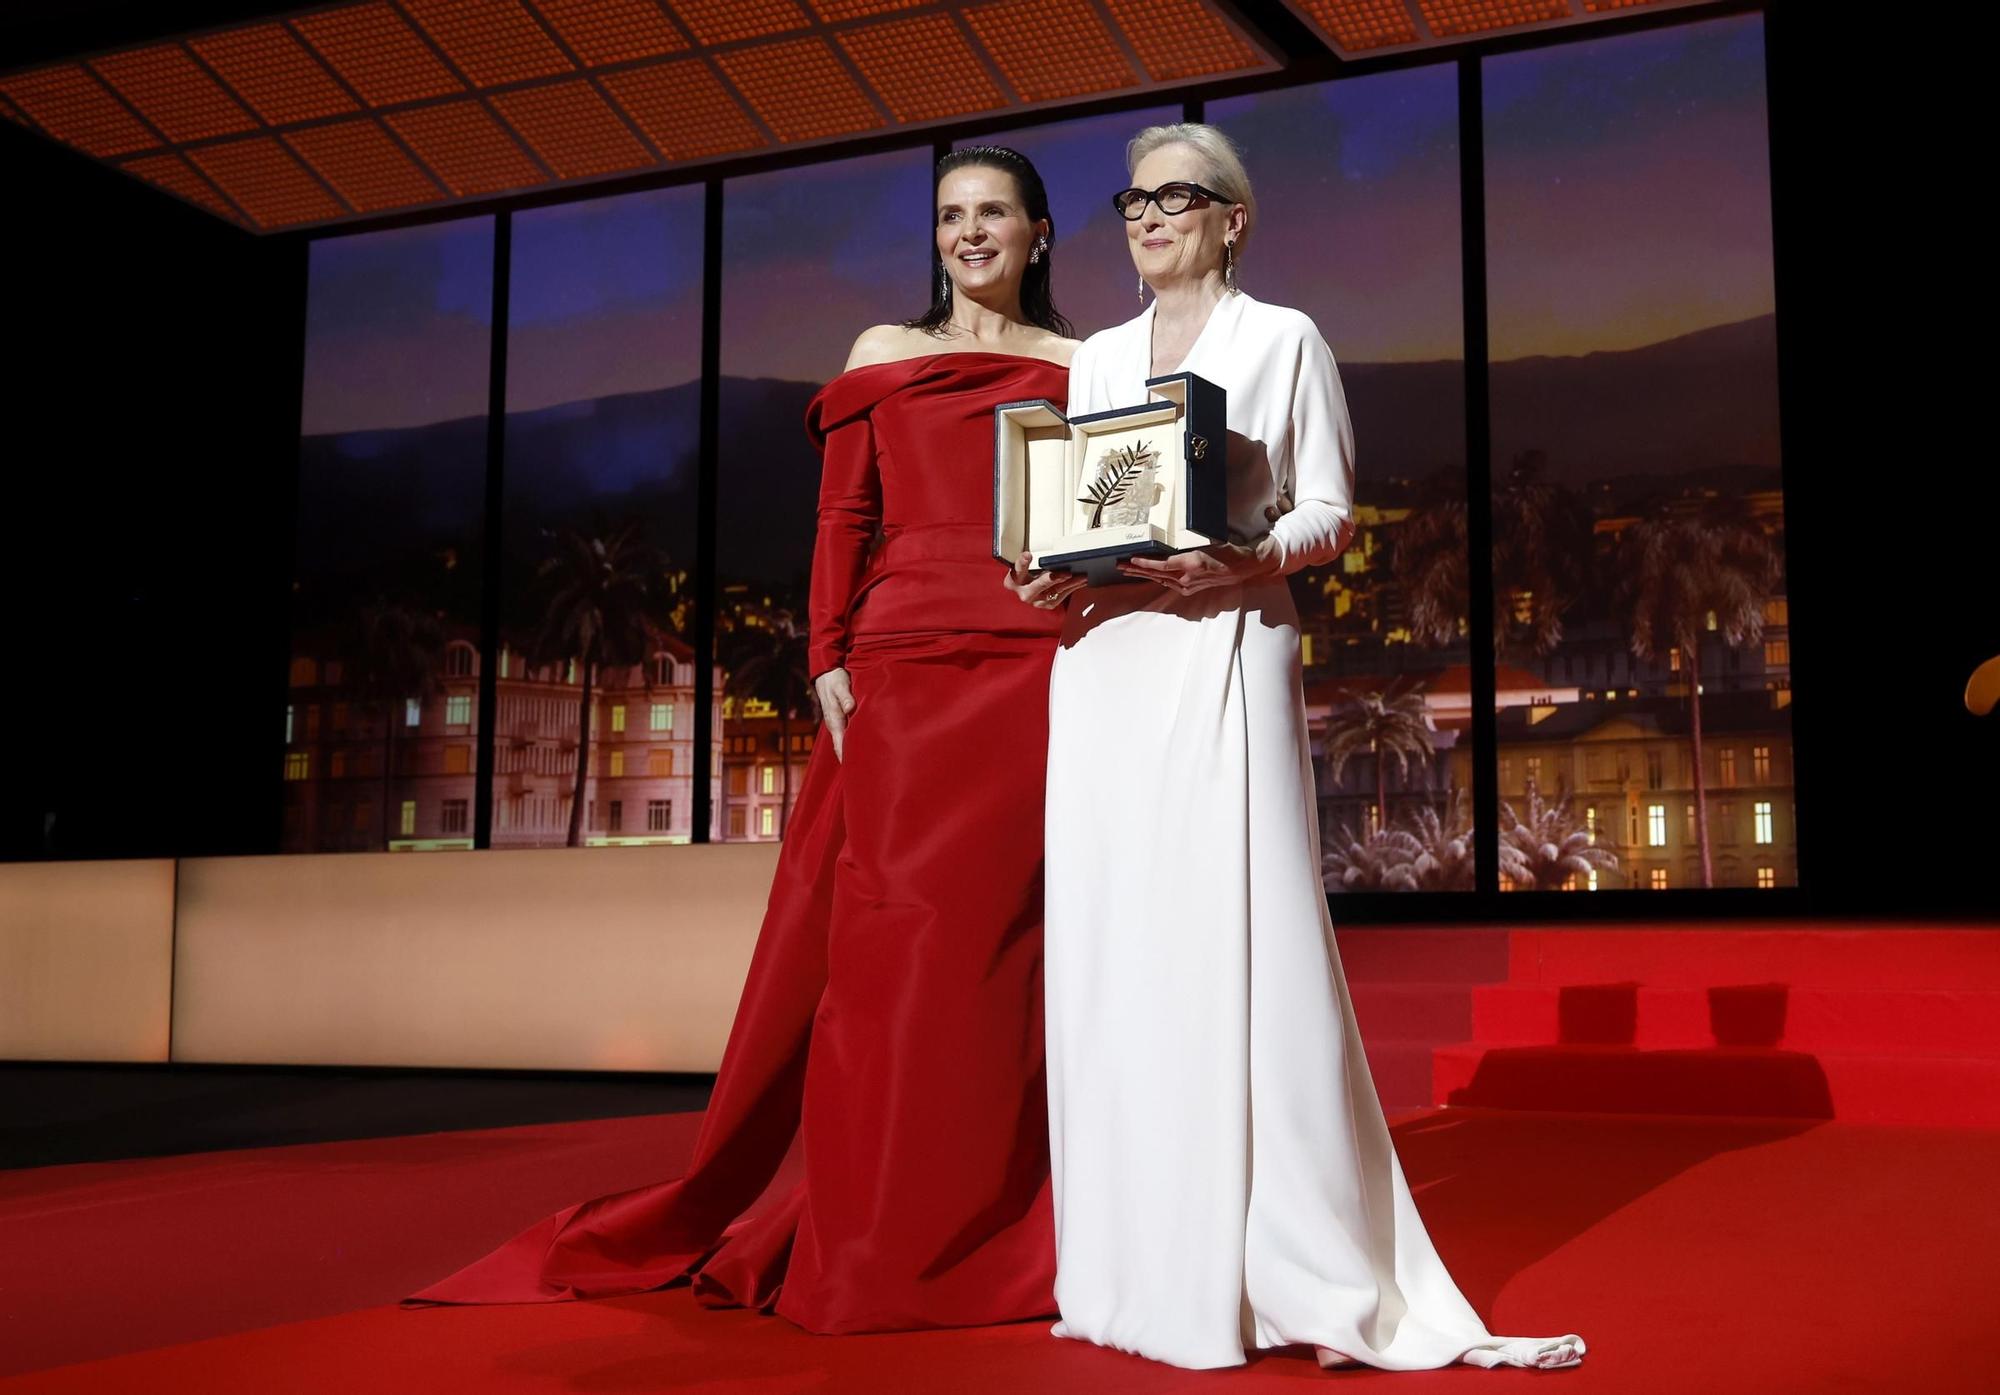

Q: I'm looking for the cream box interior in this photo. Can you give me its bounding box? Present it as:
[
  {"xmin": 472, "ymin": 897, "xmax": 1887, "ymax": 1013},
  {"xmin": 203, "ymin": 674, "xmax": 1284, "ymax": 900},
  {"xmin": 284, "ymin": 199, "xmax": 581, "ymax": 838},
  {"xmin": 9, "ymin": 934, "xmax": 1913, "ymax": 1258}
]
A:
[{"xmin": 993, "ymin": 375, "xmax": 1222, "ymax": 575}]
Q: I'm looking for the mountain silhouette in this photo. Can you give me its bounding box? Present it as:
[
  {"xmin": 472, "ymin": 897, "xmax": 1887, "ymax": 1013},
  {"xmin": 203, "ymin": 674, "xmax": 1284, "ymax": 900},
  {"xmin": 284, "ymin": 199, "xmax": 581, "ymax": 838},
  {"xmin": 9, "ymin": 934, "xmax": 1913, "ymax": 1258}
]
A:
[{"xmin": 296, "ymin": 314, "xmax": 1780, "ymax": 590}]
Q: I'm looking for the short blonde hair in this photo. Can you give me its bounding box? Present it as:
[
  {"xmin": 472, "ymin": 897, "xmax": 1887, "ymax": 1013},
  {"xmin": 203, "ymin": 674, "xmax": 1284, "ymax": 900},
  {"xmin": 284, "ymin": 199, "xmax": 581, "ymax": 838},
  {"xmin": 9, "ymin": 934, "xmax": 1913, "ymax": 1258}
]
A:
[{"xmin": 1125, "ymin": 122, "xmax": 1257, "ymax": 257}]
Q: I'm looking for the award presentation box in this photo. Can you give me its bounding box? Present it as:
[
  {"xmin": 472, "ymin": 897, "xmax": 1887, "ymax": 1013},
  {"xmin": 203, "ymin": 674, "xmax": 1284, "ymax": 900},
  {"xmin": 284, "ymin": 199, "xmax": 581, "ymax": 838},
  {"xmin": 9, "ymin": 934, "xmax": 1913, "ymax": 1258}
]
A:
[{"xmin": 993, "ymin": 371, "xmax": 1227, "ymax": 585}]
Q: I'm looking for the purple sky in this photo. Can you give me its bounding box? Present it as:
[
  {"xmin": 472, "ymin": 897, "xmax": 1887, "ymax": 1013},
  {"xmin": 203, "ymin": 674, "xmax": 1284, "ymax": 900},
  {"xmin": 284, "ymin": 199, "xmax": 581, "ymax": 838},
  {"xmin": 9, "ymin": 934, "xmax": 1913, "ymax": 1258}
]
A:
[
  {"xmin": 1483, "ymin": 11, "xmax": 1774, "ymax": 359},
  {"xmin": 1212, "ymin": 65, "xmax": 1464, "ymax": 364},
  {"xmin": 302, "ymin": 10, "xmax": 1775, "ymax": 433},
  {"xmin": 506, "ymin": 185, "xmax": 705, "ymax": 415}
]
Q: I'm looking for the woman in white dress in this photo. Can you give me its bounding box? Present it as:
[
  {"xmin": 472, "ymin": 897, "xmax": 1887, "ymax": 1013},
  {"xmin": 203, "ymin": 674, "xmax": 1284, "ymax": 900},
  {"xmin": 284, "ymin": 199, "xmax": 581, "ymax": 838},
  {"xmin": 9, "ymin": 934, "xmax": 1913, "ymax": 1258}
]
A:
[{"xmin": 1006, "ymin": 123, "xmax": 1586, "ymax": 1373}]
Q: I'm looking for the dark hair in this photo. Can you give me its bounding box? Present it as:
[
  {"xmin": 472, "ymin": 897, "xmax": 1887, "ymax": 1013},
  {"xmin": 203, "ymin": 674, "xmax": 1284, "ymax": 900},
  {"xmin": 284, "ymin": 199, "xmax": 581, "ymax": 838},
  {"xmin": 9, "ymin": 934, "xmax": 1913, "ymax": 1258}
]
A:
[{"xmin": 903, "ymin": 145, "xmax": 1074, "ymax": 339}]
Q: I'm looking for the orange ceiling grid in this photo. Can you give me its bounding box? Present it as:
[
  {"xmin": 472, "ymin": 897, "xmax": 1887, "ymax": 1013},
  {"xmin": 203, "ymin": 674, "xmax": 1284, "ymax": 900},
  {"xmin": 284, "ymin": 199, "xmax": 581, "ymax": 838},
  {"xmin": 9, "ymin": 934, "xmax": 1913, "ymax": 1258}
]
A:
[
  {"xmin": 1280, "ymin": 0, "xmax": 1715, "ymax": 56},
  {"xmin": 0, "ymin": 0, "xmax": 1277, "ymax": 231},
  {"xmin": 0, "ymin": 0, "xmax": 1724, "ymax": 232}
]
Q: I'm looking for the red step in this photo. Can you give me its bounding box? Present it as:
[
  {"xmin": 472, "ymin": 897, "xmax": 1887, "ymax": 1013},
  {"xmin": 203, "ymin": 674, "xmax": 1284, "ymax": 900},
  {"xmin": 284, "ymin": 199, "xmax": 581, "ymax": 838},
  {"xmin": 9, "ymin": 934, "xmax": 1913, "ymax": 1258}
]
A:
[
  {"xmin": 1331, "ymin": 928, "xmax": 1511, "ymax": 984},
  {"xmin": 1505, "ymin": 926, "xmax": 2000, "ymax": 991},
  {"xmin": 1469, "ymin": 984, "xmax": 2000, "ymax": 1055},
  {"xmin": 1433, "ymin": 1042, "xmax": 2000, "ymax": 1128},
  {"xmin": 1355, "ymin": 1038, "xmax": 1437, "ymax": 1113},
  {"xmin": 1348, "ymin": 983, "xmax": 1475, "ymax": 1041}
]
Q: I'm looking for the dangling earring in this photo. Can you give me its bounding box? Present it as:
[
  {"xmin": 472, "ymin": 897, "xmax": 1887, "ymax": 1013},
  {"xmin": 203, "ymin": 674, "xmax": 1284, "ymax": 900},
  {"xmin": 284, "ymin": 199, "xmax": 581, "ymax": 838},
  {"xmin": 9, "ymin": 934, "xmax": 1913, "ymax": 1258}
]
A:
[
  {"xmin": 1137, "ymin": 273, "xmax": 1147, "ymax": 305},
  {"xmin": 1030, "ymin": 237, "xmax": 1047, "ymax": 265},
  {"xmin": 1224, "ymin": 239, "xmax": 1238, "ymax": 294},
  {"xmin": 938, "ymin": 263, "xmax": 952, "ymax": 303}
]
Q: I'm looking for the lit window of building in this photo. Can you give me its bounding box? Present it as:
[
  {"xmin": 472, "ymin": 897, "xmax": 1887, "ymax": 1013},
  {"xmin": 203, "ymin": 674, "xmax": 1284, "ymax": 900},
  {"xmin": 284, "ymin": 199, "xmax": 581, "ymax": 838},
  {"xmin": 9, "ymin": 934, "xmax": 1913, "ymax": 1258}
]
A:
[
  {"xmin": 1526, "ymin": 756, "xmax": 1542, "ymax": 788},
  {"xmin": 446, "ymin": 695, "xmax": 472, "ymax": 725},
  {"xmin": 1647, "ymin": 804, "xmax": 1666, "ymax": 847},
  {"xmin": 285, "ymin": 752, "xmax": 309, "ymax": 781},
  {"xmin": 728, "ymin": 766, "xmax": 748, "ymax": 795},
  {"xmin": 650, "ymin": 702, "xmax": 672, "ymax": 732},
  {"xmin": 760, "ymin": 806, "xmax": 777, "ymax": 836},
  {"xmin": 1650, "ymin": 868, "xmax": 1669, "ymax": 890},
  {"xmin": 611, "ymin": 704, "xmax": 626, "ymax": 734},
  {"xmin": 610, "ymin": 749, "xmax": 625, "ymax": 778},
  {"xmin": 1718, "ymin": 748, "xmax": 1736, "ymax": 786},
  {"xmin": 400, "ymin": 800, "xmax": 416, "ymax": 835},
  {"xmin": 649, "ymin": 750, "xmax": 673, "ymax": 777},
  {"xmin": 1764, "ymin": 638, "xmax": 1790, "ymax": 667},
  {"xmin": 1754, "ymin": 801, "xmax": 1774, "ymax": 844},
  {"xmin": 761, "ymin": 765, "xmax": 776, "ymax": 795},
  {"xmin": 1586, "ymin": 867, "xmax": 1598, "ymax": 892},
  {"xmin": 441, "ymin": 799, "xmax": 469, "ymax": 834},
  {"xmin": 405, "ymin": 697, "xmax": 421, "ymax": 727},
  {"xmin": 1756, "ymin": 866, "xmax": 1776, "ymax": 888},
  {"xmin": 1585, "ymin": 806, "xmax": 1597, "ymax": 844},
  {"xmin": 1753, "ymin": 745, "xmax": 1771, "ymax": 782},
  {"xmin": 444, "ymin": 745, "xmax": 470, "ymax": 775},
  {"xmin": 285, "ymin": 704, "xmax": 294, "ymax": 743}
]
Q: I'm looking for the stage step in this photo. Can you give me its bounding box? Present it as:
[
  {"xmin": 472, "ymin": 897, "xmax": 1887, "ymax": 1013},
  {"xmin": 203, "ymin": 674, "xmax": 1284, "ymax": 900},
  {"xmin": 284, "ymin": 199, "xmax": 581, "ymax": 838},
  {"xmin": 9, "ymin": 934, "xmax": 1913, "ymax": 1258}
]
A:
[
  {"xmin": 1433, "ymin": 1042, "xmax": 2000, "ymax": 1128},
  {"xmin": 1469, "ymin": 984, "xmax": 2000, "ymax": 1055},
  {"xmin": 1505, "ymin": 926, "xmax": 2000, "ymax": 991},
  {"xmin": 1348, "ymin": 983, "xmax": 1476, "ymax": 1041},
  {"xmin": 1354, "ymin": 1038, "xmax": 1439, "ymax": 1112},
  {"xmin": 1331, "ymin": 928, "xmax": 1512, "ymax": 984}
]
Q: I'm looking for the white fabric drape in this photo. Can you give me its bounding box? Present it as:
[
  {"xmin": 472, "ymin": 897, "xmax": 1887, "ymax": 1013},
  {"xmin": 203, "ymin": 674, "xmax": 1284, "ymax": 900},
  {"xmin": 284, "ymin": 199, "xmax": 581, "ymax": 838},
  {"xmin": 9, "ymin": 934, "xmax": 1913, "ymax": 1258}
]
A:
[{"xmin": 1044, "ymin": 293, "xmax": 1583, "ymax": 1372}]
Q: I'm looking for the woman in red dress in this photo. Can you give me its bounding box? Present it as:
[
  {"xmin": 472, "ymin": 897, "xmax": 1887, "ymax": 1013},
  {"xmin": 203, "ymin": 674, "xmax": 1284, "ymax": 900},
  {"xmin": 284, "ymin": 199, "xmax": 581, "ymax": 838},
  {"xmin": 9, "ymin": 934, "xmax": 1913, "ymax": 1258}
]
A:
[{"xmin": 410, "ymin": 146, "xmax": 1079, "ymax": 1333}]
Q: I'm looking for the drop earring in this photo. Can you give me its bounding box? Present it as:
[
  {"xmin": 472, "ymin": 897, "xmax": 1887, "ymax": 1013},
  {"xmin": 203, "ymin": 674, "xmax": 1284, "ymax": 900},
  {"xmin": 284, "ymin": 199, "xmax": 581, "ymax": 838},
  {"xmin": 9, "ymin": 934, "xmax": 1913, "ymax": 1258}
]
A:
[
  {"xmin": 938, "ymin": 263, "xmax": 952, "ymax": 303},
  {"xmin": 1224, "ymin": 239, "xmax": 1238, "ymax": 294},
  {"xmin": 1137, "ymin": 273, "xmax": 1146, "ymax": 305},
  {"xmin": 1030, "ymin": 237, "xmax": 1047, "ymax": 265}
]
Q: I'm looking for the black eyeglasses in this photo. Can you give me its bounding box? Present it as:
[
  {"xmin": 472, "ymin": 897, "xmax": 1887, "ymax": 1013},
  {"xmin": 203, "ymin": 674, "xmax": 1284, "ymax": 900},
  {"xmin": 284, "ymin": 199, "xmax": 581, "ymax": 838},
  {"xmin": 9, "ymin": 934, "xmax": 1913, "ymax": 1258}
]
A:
[{"xmin": 1110, "ymin": 182, "xmax": 1233, "ymax": 220}]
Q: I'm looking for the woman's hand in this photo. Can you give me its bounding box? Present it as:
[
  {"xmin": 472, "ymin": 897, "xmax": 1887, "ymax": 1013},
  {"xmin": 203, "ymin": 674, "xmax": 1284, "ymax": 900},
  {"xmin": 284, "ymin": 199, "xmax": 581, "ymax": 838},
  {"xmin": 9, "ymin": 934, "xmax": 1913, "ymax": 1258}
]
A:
[
  {"xmin": 814, "ymin": 667, "xmax": 856, "ymax": 761},
  {"xmin": 1003, "ymin": 550, "xmax": 1088, "ymax": 612},
  {"xmin": 1117, "ymin": 538, "xmax": 1281, "ymax": 594}
]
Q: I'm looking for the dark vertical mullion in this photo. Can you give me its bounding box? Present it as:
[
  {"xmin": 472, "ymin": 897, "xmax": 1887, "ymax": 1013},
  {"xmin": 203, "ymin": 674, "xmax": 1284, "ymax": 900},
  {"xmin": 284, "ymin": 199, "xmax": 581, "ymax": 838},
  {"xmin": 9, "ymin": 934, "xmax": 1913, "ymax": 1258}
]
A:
[
  {"xmin": 1186, "ymin": 96, "xmax": 1203, "ymax": 123},
  {"xmin": 1759, "ymin": 1, "xmax": 1807, "ymax": 897},
  {"xmin": 473, "ymin": 211, "xmax": 511, "ymax": 850},
  {"xmin": 1457, "ymin": 55, "xmax": 1500, "ymax": 895},
  {"xmin": 691, "ymin": 179, "xmax": 723, "ymax": 843}
]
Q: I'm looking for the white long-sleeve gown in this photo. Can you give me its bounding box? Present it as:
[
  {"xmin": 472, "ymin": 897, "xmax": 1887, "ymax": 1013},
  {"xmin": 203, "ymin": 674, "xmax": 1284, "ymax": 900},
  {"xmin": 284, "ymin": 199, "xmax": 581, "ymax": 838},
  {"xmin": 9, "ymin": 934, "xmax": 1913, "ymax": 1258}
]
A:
[{"xmin": 1044, "ymin": 291, "xmax": 1583, "ymax": 1372}]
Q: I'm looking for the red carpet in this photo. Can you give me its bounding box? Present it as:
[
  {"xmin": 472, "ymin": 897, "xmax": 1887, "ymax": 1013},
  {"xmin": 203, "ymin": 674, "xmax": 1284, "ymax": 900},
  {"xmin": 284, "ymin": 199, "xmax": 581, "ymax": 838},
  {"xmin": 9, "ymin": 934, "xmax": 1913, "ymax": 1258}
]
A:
[{"xmin": 4, "ymin": 1106, "xmax": 1997, "ymax": 1393}]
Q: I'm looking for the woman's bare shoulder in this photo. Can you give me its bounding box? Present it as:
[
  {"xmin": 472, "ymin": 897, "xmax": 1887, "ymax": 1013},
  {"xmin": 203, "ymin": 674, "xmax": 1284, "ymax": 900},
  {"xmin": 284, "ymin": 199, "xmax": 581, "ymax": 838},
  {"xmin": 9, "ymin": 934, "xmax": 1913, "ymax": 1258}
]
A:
[{"xmin": 844, "ymin": 323, "xmax": 942, "ymax": 371}]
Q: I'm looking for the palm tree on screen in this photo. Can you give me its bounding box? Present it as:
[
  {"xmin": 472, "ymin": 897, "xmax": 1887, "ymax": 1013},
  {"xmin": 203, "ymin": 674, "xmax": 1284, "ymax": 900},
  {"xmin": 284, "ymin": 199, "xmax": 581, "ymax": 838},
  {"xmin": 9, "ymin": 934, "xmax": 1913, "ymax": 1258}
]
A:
[
  {"xmin": 723, "ymin": 610, "xmax": 814, "ymax": 837},
  {"xmin": 1497, "ymin": 779, "xmax": 1619, "ymax": 891},
  {"xmin": 535, "ymin": 521, "xmax": 658, "ymax": 848},
  {"xmin": 1322, "ymin": 677, "xmax": 1437, "ymax": 833},
  {"xmin": 1615, "ymin": 496, "xmax": 1782, "ymax": 887},
  {"xmin": 1394, "ymin": 452, "xmax": 1594, "ymax": 659}
]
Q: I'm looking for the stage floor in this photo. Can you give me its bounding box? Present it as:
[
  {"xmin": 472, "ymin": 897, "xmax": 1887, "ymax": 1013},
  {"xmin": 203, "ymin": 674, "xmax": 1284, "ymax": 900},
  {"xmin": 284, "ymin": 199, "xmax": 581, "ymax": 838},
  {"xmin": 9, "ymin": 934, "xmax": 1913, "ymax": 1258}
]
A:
[{"xmin": 2, "ymin": 1102, "xmax": 1995, "ymax": 1394}]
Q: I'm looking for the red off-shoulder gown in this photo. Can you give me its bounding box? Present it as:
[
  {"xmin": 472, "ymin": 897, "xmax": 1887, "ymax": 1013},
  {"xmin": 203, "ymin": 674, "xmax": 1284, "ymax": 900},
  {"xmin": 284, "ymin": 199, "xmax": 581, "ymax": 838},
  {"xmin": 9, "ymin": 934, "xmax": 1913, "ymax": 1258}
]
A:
[{"xmin": 410, "ymin": 352, "xmax": 1068, "ymax": 1333}]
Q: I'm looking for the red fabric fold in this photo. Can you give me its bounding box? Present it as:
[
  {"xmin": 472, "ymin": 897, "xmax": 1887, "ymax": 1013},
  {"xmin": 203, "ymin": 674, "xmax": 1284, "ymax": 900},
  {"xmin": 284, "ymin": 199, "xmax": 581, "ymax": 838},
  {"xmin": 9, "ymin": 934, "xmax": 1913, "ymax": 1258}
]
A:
[{"xmin": 408, "ymin": 352, "xmax": 1070, "ymax": 1334}]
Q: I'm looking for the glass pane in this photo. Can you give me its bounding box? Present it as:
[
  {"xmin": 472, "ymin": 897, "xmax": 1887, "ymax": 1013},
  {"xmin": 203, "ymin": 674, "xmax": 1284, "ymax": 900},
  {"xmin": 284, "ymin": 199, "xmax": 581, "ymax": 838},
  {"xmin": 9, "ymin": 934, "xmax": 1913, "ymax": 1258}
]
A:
[
  {"xmin": 502, "ymin": 187, "xmax": 705, "ymax": 848},
  {"xmin": 715, "ymin": 147, "xmax": 931, "ymax": 841},
  {"xmin": 1484, "ymin": 13, "xmax": 1792, "ymax": 892},
  {"xmin": 1212, "ymin": 66, "xmax": 1473, "ymax": 892},
  {"xmin": 288, "ymin": 217, "xmax": 493, "ymax": 853},
  {"xmin": 957, "ymin": 103, "xmax": 1180, "ymax": 341}
]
